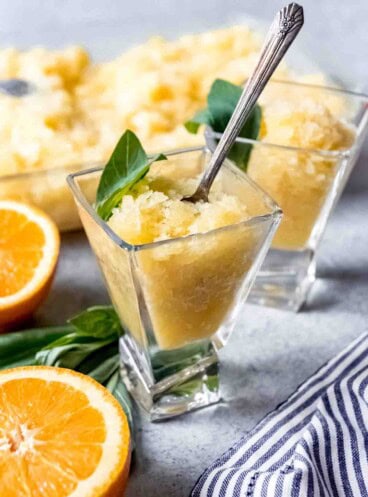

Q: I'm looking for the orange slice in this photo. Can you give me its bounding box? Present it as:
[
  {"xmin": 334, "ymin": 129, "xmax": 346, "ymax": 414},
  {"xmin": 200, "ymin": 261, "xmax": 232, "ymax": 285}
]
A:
[
  {"xmin": 0, "ymin": 200, "xmax": 60, "ymax": 329},
  {"xmin": 0, "ymin": 366, "xmax": 131, "ymax": 497}
]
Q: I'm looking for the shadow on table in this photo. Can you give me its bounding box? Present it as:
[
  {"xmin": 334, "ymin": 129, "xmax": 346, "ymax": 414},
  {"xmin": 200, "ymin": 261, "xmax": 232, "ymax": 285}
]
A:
[
  {"xmin": 304, "ymin": 264, "xmax": 368, "ymax": 312},
  {"xmin": 33, "ymin": 230, "xmax": 109, "ymax": 327},
  {"xmin": 302, "ymin": 279, "xmax": 339, "ymax": 312},
  {"xmin": 346, "ymin": 140, "xmax": 368, "ymax": 193},
  {"xmin": 318, "ymin": 266, "xmax": 368, "ymax": 281}
]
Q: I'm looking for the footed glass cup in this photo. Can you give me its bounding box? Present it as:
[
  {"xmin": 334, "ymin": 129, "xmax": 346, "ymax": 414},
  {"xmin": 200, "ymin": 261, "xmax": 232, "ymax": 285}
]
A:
[
  {"xmin": 68, "ymin": 148, "xmax": 281, "ymax": 420},
  {"xmin": 206, "ymin": 81, "xmax": 368, "ymax": 311}
]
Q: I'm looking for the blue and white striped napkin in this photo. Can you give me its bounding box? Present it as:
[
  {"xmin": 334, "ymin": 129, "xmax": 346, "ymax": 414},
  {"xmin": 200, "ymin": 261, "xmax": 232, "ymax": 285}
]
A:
[{"xmin": 191, "ymin": 333, "xmax": 368, "ymax": 497}]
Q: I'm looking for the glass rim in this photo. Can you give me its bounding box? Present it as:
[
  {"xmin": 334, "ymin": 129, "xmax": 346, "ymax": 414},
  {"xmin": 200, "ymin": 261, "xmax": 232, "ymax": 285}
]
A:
[
  {"xmin": 204, "ymin": 127, "xmax": 353, "ymax": 158},
  {"xmin": 260, "ymin": 78, "xmax": 368, "ymax": 100},
  {"xmin": 219, "ymin": 77, "xmax": 368, "ymax": 157},
  {"xmin": 0, "ymin": 160, "xmax": 103, "ymax": 183},
  {"xmin": 67, "ymin": 146, "xmax": 282, "ymax": 252}
]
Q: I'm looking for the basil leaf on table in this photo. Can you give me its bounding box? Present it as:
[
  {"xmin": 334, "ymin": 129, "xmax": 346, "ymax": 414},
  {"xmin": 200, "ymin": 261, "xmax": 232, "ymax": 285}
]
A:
[
  {"xmin": 35, "ymin": 334, "xmax": 116, "ymax": 369},
  {"xmin": 36, "ymin": 306, "xmax": 120, "ymax": 368},
  {"xmin": 96, "ymin": 130, "xmax": 167, "ymax": 220},
  {"xmin": 69, "ymin": 305, "xmax": 122, "ymax": 339},
  {"xmin": 0, "ymin": 326, "xmax": 72, "ymax": 369},
  {"xmin": 185, "ymin": 78, "xmax": 262, "ymax": 171},
  {"xmin": 0, "ymin": 306, "xmax": 133, "ymax": 432},
  {"xmin": 106, "ymin": 369, "xmax": 134, "ymax": 430}
]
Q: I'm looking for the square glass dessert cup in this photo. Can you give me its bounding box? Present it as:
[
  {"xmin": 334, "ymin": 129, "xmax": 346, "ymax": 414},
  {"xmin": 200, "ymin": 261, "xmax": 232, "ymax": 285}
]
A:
[
  {"xmin": 206, "ymin": 81, "xmax": 368, "ymax": 311},
  {"xmin": 68, "ymin": 147, "xmax": 281, "ymax": 420}
]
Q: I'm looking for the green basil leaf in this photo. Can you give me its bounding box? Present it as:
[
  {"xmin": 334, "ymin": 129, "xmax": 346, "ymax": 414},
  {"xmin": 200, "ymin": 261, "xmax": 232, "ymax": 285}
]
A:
[
  {"xmin": 35, "ymin": 336, "xmax": 115, "ymax": 369},
  {"xmin": 184, "ymin": 108, "xmax": 213, "ymax": 134},
  {"xmin": 185, "ymin": 79, "xmax": 262, "ymax": 170},
  {"xmin": 227, "ymin": 103, "xmax": 262, "ymax": 170},
  {"xmin": 0, "ymin": 307, "xmax": 133, "ymax": 433},
  {"xmin": 208, "ymin": 79, "xmax": 262, "ymax": 170},
  {"xmin": 107, "ymin": 370, "xmax": 134, "ymax": 433},
  {"xmin": 207, "ymin": 79, "xmax": 243, "ymax": 131},
  {"xmin": 0, "ymin": 326, "xmax": 72, "ymax": 370},
  {"xmin": 69, "ymin": 305, "xmax": 122, "ymax": 339},
  {"xmin": 83, "ymin": 350, "xmax": 119, "ymax": 385},
  {"xmin": 96, "ymin": 130, "xmax": 167, "ymax": 220},
  {"xmin": 35, "ymin": 306, "xmax": 120, "ymax": 369}
]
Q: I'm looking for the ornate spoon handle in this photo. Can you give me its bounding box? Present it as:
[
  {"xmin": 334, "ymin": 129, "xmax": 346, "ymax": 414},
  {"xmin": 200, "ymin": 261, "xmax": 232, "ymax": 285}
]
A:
[{"xmin": 187, "ymin": 3, "xmax": 304, "ymax": 203}]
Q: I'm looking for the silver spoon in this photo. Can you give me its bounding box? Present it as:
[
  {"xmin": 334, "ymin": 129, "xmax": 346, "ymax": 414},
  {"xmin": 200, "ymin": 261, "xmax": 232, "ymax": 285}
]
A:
[
  {"xmin": 0, "ymin": 78, "xmax": 35, "ymax": 97},
  {"xmin": 185, "ymin": 2, "xmax": 304, "ymax": 203}
]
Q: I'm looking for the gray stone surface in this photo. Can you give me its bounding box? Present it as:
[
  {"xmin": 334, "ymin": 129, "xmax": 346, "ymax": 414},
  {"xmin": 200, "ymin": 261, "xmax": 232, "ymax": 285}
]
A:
[
  {"xmin": 33, "ymin": 190, "xmax": 368, "ymax": 497},
  {"xmin": 1, "ymin": 0, "xmax": 367, "ymax": 494}
]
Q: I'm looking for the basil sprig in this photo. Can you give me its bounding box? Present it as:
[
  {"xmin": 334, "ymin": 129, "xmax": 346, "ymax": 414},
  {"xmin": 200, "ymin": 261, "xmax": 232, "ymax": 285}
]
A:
[
  {"xmin": 0, "ymin": 326, "xmax": 72, "ymax": 369},
  {"xmin": 96, "ymin": 130, "xmax": 166, "ymax": 220},
  {"xmin": 0, "ymin": 306, "xmax": 133, "ymax": 430},
  {"xmin": 0, "ymin": 306, "xmax": 218, "ymax": 427},
  {"xmin": 185, "ymin": 79, "xmax": 262, "ymax": 170}
]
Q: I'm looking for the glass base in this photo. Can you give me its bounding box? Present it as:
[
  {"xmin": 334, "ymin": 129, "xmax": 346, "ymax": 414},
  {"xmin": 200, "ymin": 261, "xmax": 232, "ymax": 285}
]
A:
[
  {"xmin": 119, "ymin": 337, "xmax": 220, "ymax": 421},
  {"xmin": 248, "ymin": 248, "xmax": 316, "ymax": 312}
]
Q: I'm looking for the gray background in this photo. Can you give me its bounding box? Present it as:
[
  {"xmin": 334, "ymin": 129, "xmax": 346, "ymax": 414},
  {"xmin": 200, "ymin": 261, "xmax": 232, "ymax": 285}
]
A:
[
  {"xmin": 0, "ymin": 0, "xmax": 367, "ymax": 86},
  {"xmin": 1, "ymin": 1, "xmax": 367, "ymax": 496}
]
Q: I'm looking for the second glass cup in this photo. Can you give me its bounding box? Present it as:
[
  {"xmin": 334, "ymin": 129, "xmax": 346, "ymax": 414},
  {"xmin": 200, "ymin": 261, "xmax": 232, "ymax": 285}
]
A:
[
  {"xmin": 206, "ymin": 81, "xmax": 368, "ymax": 311},
  {"xmin": 68, "ymin": 147, "xmax": 281, "ymax": 420}
]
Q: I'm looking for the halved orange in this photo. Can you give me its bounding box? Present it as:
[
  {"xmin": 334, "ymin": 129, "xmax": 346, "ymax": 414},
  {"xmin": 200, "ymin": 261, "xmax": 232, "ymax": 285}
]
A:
[
  {"xmin": 0, "ymin": 366, "xmax": 131, "ymax": 497},
  {"xmin": 0, "ymin": 200, "xmax": 60, "ymax": 330}
]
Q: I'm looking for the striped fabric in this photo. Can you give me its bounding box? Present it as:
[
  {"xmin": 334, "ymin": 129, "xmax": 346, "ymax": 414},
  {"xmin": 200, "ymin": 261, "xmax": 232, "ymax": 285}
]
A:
[{"xmin": 191, "ymin": 333, "xmax": 368, "ymax": 497}]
